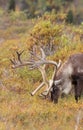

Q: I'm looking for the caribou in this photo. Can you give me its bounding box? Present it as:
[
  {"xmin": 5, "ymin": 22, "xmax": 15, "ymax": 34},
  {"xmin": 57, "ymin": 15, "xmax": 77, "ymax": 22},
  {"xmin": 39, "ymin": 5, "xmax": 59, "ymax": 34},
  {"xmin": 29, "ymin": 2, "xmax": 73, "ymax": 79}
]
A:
[
  {"xmin": 10, "ymin": 46, "xmax": 83, "ymax": 103},
  {"xmin": 51, "ymin": 53, "xmax": 83, "ymax": 103}
]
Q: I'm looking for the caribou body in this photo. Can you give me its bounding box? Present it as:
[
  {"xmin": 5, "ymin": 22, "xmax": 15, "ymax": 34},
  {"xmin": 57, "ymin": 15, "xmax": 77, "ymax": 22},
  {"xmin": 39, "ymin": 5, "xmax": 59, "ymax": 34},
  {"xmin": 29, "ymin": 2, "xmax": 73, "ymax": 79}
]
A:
[{"xmin": 51, "ymin": 53, "xmax": 83, "ymax": 103}]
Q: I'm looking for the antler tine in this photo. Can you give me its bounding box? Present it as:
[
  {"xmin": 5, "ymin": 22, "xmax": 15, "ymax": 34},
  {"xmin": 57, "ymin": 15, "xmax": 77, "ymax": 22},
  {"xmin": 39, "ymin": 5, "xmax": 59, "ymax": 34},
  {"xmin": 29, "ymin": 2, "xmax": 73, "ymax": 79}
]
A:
[
  {"xmin": 28, "ymin": 63, "xmax": 39, "ymax": 70},
  {"xmin": 16, "ymin": 50, "xmax": 24, "ymax": 64},
  {"xmin": 38, "ymin": 46, "xmax": 58, "ymax": 68},
  {"xmin": 10, "ymin": 58, "xmax": 16, "ymax": 65},
  {"xmin": 57, "ymin": 60, "xmax": 62, "ymax": 68},
  {"xmin": 29, "ymin": 46, "xmax": 44, "ymax": 61},
  {"xmin": 39, "ymin": 47, "xmax": 46, "ymax": 60},
  {"xmin": 52, "ymin": 60, "xmax": 62, "ymax": 80}
]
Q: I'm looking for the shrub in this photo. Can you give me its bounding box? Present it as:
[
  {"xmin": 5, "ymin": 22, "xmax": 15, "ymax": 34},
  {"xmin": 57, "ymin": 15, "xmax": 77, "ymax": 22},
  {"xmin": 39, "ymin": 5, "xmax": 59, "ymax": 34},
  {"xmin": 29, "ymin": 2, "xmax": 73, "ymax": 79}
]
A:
[
  {"xmin": 0, "ymin": 8, "xmax": 4, "ymax": 16},
  {"xmin": 66, "ymin": 10, "xmax": 74, "ymax": 24},
  {"xmin": 27, "ymin": 19, "xmax": 64, "ymax": 56},
  {"xmin": 9, "ymin": 11, "xmax": 27, "ymax": 22},
  {"xmin": 8, "ymin": 0, "xmax": 16, "ymax": 11}
]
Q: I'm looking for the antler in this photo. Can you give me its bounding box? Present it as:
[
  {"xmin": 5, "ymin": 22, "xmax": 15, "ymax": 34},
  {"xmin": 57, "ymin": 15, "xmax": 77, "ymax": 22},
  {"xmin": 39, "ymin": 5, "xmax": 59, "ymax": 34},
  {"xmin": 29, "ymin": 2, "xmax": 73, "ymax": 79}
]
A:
[
  {"xmin": 29, "ymin": 46, "xmax": 60, "ymax": 97},
  {"xmin": 10, "ymin": 46, "xmax": 62, "ymax": 97},
  {"xmin": 10, "ymin": 50, "xmax": 33, "ymax": 69}
]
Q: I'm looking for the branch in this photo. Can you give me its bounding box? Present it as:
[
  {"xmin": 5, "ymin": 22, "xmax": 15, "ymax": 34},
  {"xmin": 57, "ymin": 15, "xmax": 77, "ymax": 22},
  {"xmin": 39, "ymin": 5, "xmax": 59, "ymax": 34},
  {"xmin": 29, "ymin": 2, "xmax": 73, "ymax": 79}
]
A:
[{"xmin": 75, "ymin": 109, "xmax": 83, "ymax": 130}]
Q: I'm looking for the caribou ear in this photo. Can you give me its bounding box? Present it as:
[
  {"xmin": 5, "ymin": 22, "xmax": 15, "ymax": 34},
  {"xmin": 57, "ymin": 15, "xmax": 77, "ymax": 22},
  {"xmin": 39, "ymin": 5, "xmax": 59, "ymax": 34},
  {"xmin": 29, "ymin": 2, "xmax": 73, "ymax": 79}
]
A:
[{"xmin": 54, "ymin": 79, "xmax": 62, "ymax": 86}]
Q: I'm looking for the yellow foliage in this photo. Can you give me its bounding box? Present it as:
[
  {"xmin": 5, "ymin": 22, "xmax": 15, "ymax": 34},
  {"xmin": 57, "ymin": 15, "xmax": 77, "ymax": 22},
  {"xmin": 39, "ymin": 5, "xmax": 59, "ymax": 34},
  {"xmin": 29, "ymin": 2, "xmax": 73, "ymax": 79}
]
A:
[{"xmin": 26, "ymin": 20, "xmax": 64, "ymax": 51}]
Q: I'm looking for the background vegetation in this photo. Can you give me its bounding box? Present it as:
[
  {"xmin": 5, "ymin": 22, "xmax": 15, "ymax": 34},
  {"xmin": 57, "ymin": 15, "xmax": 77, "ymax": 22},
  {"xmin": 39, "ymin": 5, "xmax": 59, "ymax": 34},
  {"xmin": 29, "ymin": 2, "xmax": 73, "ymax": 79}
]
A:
[{"xmin": 0, "ymin": 0, "xmax": 83, "ymax": 130}]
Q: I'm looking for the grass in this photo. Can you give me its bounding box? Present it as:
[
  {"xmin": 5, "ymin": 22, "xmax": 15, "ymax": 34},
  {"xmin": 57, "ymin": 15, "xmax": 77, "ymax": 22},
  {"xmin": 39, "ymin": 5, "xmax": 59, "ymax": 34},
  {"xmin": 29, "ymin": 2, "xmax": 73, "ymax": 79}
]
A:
[
  {"xmin": 0, "ymin": 89, "xmax": 82, "ymax": 130},
  {"xmin": 0, "ymin": 12, "xmax": 83, "ymax": 130}
]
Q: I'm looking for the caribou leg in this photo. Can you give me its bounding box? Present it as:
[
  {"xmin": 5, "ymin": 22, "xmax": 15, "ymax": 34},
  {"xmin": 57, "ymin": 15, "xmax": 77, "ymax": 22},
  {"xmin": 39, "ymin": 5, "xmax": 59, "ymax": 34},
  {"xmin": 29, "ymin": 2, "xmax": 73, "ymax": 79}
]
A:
[{"xmin": 72, "ymin": 74, "xmax": 81, "ymax": 103}]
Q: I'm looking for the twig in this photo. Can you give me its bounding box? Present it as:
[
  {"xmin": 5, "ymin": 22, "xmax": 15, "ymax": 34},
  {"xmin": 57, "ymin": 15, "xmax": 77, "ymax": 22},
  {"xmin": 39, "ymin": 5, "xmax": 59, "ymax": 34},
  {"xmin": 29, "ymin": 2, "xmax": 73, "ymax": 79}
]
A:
[{"xmin": 75, "ymin": 109, "xmax": 83, "ymax": 130}]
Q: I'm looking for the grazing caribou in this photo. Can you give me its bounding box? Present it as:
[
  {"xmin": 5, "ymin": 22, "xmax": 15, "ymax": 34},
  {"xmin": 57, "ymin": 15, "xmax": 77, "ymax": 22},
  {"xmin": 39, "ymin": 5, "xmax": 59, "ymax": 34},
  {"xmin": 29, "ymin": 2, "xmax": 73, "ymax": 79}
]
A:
[
  {"xmin": 51, "ymin": 53, "xmax": 83, "ymax": 103},
  {"xmin": 10, "ymin": 46, "xmax": 83, "ymax": 103}
]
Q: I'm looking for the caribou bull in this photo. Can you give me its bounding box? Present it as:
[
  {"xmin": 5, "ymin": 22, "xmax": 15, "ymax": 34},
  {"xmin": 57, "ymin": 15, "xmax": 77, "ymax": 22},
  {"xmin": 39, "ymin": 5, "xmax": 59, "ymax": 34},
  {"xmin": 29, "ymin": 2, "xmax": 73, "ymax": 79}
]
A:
[
  {"xmin": 51, "ymin": 53, "xmax": 83, "ymax": 103},
  {"xmin": 10, "ymin": 46, "xmax": 83, "ymax": 103}
]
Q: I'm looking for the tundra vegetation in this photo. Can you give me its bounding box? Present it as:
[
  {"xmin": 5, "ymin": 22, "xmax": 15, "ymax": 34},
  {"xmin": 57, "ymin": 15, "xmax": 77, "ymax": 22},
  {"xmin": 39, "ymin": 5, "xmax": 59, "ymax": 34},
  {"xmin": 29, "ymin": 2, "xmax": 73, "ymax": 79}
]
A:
[{"xmin": 0, "ymin": 1, "xmax": 83, "ymax": 130}]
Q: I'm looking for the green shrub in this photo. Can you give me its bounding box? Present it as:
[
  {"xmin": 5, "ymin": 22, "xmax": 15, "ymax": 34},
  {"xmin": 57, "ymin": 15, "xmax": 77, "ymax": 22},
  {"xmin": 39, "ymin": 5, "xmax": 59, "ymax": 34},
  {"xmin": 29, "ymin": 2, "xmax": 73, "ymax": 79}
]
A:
[
  {"xmin": 9, "ymin": 11, "xmax": 27, "ymax": 22},
  {"xmin": 0, "ymin": 8, "xmax": 4, "ymax": 16},
  {"xmin": 66, "ymin": 10, "xmax": 74, "ymax": 24},
  {"xmin": 8, "ymin": 0, "xmax": 16, "ymax": 11}
]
